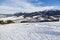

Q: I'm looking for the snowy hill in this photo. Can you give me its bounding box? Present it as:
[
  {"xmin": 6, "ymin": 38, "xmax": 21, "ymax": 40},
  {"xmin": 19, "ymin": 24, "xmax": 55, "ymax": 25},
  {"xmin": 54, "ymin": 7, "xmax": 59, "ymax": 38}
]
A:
[
  {"xmin": 14, "ymin": 9, "xmax": 60, "ymax": 17},
  {"xmin": 0, "ymin": 22, "xmax": 60, "ymax": 40},
  {"xmin": 13, "ymin": 9, "xmax": 60, "ymax": 22},
  {"xmin": 0, "ymin": 9, "xmax": 60, "ymax": 23},
  {"xmin": 0, "ymin": 9, "xmax": 60, "ymax": 40},
  {"xmin": 0, "ymin": 14, "xmax": 13, "ymax": 18}
]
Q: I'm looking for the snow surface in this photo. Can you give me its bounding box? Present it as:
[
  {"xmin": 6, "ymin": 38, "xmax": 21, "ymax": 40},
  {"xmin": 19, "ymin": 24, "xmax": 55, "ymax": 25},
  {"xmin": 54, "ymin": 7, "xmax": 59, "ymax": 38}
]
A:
[{"xmin": 0, "ymin": 22, "xmax": 60, "ymax": 40}]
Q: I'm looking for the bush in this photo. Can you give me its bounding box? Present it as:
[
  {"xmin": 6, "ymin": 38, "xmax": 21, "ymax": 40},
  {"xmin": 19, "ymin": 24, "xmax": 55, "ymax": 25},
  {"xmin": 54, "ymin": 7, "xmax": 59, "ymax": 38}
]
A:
[
  {"xmin": 39, "ymin": 20, "xmax": 51, "ymax": 22},
  {"xmin": 51, "ymin": 19, "xmax": 59, "ymax": 22},
  {"xmin": 0, "ymin": 20, "xmax": 14, "ymax": 24},
  {"xmin": 21, "ymin": 21, "xmax": 29, "ymax": 23},
  {"xmin": 0, "ymin": 20, "xmax": 6, "ymax": 24},
  {"xmin": 6, "ymin": 20, "xmax": 14, "ymax": 24}
]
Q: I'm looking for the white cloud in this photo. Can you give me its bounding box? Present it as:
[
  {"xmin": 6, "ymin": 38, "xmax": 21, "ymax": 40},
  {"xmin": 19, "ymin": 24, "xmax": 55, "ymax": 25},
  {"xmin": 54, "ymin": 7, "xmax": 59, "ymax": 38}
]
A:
[
  {"xmin": 0, "ymin": 5, "xmax": 24, "ymax": 14},
  {"xmin": 0, "ymin": 0, "xmax": 59, "ymax": 14},
  {"xmin": 10, "ymin": 0, "xmax": 58, "ymax": 11}
]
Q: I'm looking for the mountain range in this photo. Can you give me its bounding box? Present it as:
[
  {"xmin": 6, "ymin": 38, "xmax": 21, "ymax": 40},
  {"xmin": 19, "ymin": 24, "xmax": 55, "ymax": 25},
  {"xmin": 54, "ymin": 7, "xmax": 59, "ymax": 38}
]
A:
[
  {"xmin": 14, "ymin": 9, "xmax": 60, "ymax": 17},
  {"xmin": 0, "ymin": 9, "xmax": 60, "ymax": 22},
  {"xmin": 13, "ymin": 9, "xmax": 60, "ymax": 22}
]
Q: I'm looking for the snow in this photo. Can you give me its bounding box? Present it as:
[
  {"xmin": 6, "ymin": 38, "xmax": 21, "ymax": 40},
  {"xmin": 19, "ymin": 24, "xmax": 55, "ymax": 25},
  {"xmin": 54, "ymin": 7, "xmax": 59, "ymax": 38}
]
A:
[
  {"xmin": 0, "ymin": 22, "xmax": 60, "ymax": 40},
  {"xmin": 0, "ymin": 16, "xmax": 24, "ymax": 21}
]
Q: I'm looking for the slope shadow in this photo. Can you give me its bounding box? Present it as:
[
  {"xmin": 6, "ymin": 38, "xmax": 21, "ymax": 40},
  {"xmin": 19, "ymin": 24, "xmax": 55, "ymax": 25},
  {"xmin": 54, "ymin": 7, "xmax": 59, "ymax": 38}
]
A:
[{"xmin": 42, "ymin": 31, "xmax": 60, "ymax": 36}]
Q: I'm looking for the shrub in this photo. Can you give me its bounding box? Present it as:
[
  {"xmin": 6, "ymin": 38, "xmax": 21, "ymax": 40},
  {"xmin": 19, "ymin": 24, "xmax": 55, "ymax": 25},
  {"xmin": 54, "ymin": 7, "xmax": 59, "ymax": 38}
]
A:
[
  {"xmin": 21, "ymin": 21, "xmax": 29, "ymax": 23},
  {"xmin": 6, "ymin": 20, "xmax": 14, "ymax": 24},
  {"xmin": 51, "ymin": 19, "xmax": 59, "ymax": 22},
  {"xmin": 0, "ymin": 20, "xmax": 6, "ymax": 24}
]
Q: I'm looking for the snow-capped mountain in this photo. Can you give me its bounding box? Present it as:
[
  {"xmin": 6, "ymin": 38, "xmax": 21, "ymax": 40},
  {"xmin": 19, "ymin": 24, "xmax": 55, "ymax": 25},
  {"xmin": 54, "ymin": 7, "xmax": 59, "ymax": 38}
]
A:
[
  {"xmin": 14, "ymin": 9, "xmax": 60, "ymax": 17},
  {"xmin": 0, "ymin": 14, "xmax": 13, "ymax": 18},
  {"xmin": 13, "ymin": 9, "xmax": 60, "ymax": 22},
  {"xmin": 0, "ymin": 9, "xmax": 60, "ymax": 23}
]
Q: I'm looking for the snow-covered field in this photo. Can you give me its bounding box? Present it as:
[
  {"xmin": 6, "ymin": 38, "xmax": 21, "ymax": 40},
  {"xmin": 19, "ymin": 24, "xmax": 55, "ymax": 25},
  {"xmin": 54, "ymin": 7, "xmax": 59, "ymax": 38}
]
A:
[{"xmin": 0, "ymin": 22, "xmax": 60, "ymax": 40}]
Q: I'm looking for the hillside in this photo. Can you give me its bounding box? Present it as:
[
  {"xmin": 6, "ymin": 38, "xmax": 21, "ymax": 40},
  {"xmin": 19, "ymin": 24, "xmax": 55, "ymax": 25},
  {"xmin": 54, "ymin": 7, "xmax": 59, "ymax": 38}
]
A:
[
  {"xmin": 0, "ymin": 22, "xmax": 60, "ymax": 40},
  {"xmin": 14, "ymin": 9, "xmax": 60, "ymax": 17},
  {"xmin": 0, "ymin": 9, "xmax": 60, "ymax": 23},
  {"xmin": 13, "ymin": 9, "xmax": 60, "ymax": 22}
]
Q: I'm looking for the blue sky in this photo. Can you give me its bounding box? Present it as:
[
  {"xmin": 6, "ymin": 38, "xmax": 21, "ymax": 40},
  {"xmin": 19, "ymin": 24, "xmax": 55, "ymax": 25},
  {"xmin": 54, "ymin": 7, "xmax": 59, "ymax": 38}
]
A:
[
  {"xmin": 28, "ymin": 0, "xmax": 60, "ymax": 6},
  {"xmin": 0, "ymin": 0, "xmax": 60, "ymax": 14}
]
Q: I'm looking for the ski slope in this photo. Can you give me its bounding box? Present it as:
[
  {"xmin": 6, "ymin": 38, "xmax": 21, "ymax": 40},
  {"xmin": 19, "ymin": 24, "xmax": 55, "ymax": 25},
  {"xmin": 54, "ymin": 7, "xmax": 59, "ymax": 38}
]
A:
[{"xmin": 0, "ymin": 22, "xmax": 60, "ymax": 40}]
